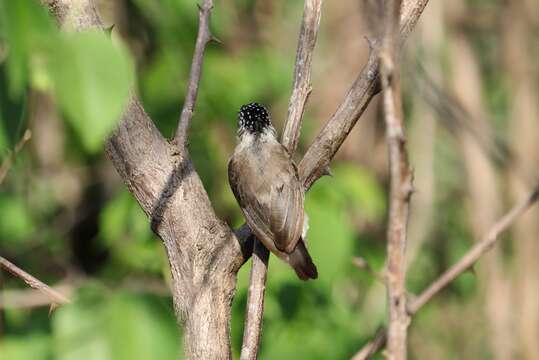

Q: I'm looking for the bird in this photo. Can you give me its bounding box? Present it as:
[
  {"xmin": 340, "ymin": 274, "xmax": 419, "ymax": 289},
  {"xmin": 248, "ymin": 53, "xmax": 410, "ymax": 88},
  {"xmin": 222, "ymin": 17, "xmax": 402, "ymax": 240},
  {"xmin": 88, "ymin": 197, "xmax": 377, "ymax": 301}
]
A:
[{"xmin": 228, "ymin": 103, "xmax": 318, "ymax": 280}]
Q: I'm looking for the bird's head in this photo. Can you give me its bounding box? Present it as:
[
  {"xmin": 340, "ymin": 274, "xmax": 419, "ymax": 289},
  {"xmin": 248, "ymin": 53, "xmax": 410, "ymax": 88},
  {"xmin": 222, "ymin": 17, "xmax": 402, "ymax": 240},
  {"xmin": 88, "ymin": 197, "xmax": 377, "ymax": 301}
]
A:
[{"xmin": 237, "ymin": 103, "xmax": 274, "ymax": 138}]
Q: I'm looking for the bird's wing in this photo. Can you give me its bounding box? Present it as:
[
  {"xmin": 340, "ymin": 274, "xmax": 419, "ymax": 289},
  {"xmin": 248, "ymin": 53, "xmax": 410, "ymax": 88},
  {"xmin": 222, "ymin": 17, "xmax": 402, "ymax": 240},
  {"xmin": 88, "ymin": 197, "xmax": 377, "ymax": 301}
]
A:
[
  {"xmin": 268, "ymin": 145, "xmax": 304, "ymax": 253},
  {"xmin": 228, "ymin": 144, "xmax": 304, "ymax": 255},
  {"xmin": 228, "ymin": 153, "xmax": 276, "ymax": 250}
]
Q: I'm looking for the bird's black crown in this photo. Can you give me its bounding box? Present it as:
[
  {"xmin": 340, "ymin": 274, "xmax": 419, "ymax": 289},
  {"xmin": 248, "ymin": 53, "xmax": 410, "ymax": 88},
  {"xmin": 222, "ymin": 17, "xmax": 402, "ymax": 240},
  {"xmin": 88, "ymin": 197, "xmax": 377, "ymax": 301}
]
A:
[{"xmin": 238, "ymin": 103, "xmax": 271, "ymax": 135}]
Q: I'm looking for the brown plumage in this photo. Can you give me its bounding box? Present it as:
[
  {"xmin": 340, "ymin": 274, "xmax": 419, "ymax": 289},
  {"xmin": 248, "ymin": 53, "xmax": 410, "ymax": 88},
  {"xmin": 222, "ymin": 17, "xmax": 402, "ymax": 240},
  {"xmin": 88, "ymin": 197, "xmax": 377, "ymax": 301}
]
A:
[{"xmin": 228, "ymin": 103, "xmax": 318, "ymax": 280}]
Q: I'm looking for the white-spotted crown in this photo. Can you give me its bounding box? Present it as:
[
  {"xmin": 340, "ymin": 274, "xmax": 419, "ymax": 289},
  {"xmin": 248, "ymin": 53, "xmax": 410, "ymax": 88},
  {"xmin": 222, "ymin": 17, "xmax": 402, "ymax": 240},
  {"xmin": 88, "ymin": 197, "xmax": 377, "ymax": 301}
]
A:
[{"xmin": 238, "ymin": 103, "xmax": 271, "ymax": 135}]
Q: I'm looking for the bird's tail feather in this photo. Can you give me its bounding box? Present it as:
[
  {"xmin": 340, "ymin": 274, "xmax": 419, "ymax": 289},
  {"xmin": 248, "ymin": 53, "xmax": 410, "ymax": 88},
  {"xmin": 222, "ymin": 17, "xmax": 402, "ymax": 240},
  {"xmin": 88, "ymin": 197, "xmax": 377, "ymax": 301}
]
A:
[{"xmin": 289, "ymin": 239, "xmax": 318, "ymax": 280}]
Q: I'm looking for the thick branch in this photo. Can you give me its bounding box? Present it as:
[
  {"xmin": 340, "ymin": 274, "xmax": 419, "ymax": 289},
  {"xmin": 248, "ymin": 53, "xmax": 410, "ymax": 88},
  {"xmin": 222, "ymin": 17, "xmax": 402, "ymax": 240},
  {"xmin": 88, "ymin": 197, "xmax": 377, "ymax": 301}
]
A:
[
  {"xmin": 0, "ymin": 256, "xmax": 70, "ymax": 306},
  {"xmin": 46, "ymin": 1, "xmax": 247, "ymax": 359},
  {"xmin": 299, "ymin": 0, "xmax": 429, "ymax": 190},
  {"xmin": 175, "ymin": 0, "xmax": 214, "ymax": 147},
  {"xmin": 380, "ymin": 0, "xmax": 411, "ymax": 359},
  {"xmin": 352, "ymin": 185, "xmax": 539, "ymax": 360},
  {"xmin": 240, "ymin": 2, "xmax": 323, "ymax": 358}
]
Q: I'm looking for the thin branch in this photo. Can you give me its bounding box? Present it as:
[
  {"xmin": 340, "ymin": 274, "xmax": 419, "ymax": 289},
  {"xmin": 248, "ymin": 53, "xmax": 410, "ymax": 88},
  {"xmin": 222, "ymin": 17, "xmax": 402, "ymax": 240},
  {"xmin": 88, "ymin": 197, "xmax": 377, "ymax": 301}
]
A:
[
  {"xmin": 282, "ymin": 0, "xmax": 323, "ymax": 153},
  {"xmin": 0, "ymin": 256, "xmax": 71, "ymax": 306},
  {"xmin": 352, "ymin": 185, "xmax": 539, "ymax": 360},
  {"xmin": 240, "ymin": 241, "xmax": 270, "ymax": 360},
  {"xmin": 0, "ymin": 129, "xmax": 32, "ymax": 185},
  {"xmin": 240, "ymin": 2, "xmax": 323, "ymax": 358},
  {"xmin": 380, "ymin": 0, "xmax": 411, "ymax": 359},
  {"xmin": 352, "ymin": 328, "xmax": 388, "ymax": 360},
  {"xmin": 175, "ymin": 0, "xmax": 214, "ymax": 148},
  {"xmin": 299, "ymin": 0, "xmax": 429, "ymax": 190},
  {"xmin": 352, "ymin": 257, "xmax": 386, "ymax": 286}
]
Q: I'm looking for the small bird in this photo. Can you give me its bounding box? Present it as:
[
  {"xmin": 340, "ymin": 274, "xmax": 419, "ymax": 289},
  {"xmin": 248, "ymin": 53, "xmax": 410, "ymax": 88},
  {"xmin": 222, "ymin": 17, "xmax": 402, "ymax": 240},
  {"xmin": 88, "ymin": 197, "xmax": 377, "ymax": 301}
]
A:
[{"xmin": 228, "ymin": 103, "xmax": 318, "ymax": 280}]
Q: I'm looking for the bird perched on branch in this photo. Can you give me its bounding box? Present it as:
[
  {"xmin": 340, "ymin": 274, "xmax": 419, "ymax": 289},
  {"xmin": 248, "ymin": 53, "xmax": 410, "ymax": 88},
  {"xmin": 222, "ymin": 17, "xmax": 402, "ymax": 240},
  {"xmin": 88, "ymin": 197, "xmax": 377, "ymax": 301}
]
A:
[{"xmin": 228, "ymin": 103, "xmax": 318, "ymax": 280}]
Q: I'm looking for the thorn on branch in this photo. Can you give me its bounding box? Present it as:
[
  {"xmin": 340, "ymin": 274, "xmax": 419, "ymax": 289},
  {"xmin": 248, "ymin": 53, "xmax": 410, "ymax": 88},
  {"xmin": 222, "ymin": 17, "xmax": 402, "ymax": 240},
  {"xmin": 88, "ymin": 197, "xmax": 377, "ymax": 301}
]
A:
[
  {"xmin": 364, "ymin": 35, "xmax": 381, "ymax": 52},
  {"xmin": 104, "ymin": 24, "xmax": 115, "ymax": 38},
  {"xmin": 322, "ymin": 166, "xmax": 332, "ymax": 177},
  {"xmin": 210, "ymin": 34, "xmax": 223, "ymax": 44}
]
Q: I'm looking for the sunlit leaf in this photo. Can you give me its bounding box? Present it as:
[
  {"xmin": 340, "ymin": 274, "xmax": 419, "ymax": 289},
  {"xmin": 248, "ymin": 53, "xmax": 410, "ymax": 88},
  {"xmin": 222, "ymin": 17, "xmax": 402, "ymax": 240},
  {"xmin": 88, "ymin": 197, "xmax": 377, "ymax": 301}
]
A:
[
  {"xmin": 1, "ymin": 334, "xmax": 51, "ymax": 360},
  {"xmin": 48, "ymin": 31, "xmax": 133, "ymax": 153},
  {"xmin": 53, "ymin": 288, "xmax": 180, "ymax": 360},
  {"xmin": 0, "ymin": 0, "xmax": 56, "ymax": 97},
  {"xmin": 0, "ymin": 194, "xmax": 35, "ymax": 242}
]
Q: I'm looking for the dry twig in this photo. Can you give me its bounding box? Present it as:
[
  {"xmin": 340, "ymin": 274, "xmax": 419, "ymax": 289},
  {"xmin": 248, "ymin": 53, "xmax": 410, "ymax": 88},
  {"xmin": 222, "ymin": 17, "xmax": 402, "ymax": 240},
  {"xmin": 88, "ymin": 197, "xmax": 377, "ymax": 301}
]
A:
[
  {"xmin": 175, "ymin": 0, "xmax": 215, "ymax": 147},
  {"xmin": 298, "ymin": 0, "xmax": 429, "ymax": 190},
  {"xmin": 0, "ymin": 129, "xmax": 32, "ymax": 185},
  {"xmin": 282, "ymin": 0, "xmax": 323, "ymax": 153},
  {"xmin": 352, "ymin": 185, "xmax": 539, "ymax": 360},
  {"xmin": 379, "ymin": 0, "xmax": 412, "ymax": 359},
  {"xmin": 0, "ymin": 256, "xmax": 70, "ymax": 309}
]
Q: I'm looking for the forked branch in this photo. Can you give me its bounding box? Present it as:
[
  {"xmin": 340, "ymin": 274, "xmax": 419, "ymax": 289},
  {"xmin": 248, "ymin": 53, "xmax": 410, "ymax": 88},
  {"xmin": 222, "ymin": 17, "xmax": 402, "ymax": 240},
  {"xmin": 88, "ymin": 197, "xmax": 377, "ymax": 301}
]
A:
[
  {"xmin": 352, "ymin": 185, "xmax": 539, "ymax": 360},
  {"xmin": 299, "ymin": 0, "xmax": 430, "ymax": 190}
]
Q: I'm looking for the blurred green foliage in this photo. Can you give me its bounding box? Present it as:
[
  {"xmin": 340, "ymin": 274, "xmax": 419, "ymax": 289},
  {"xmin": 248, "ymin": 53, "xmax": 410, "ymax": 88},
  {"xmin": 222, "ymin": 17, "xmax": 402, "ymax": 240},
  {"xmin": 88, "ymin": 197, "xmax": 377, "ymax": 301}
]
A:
[
  {"xmin": 0, "ymin": 0, "xmax": 515, "ymax": 359},
  {"xmin": 0, "ymin": 0, "xmax": 133, "ymax": 153}
]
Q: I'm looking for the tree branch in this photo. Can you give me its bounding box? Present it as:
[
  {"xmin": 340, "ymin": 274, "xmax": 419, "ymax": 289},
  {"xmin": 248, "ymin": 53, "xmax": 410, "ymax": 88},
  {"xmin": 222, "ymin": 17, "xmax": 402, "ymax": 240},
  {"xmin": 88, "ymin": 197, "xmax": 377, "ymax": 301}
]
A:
[
  {"xmin": 0, "ymin": 256, "xmax": 70, "ymax": 307},
  {"xmin": 240, "ymin": 2, "xmax": 323, "ymax": 359},
  {"xmin": 0, "ymin": 129, "xmax": 32, "ymax": 185},
  {"xmin": 175, "ymin": 0, "xmax": 215, "ymax": 148},
  {"xmin": 240, "ymin": 240, "xmax": 270, "ymax": 360},
  {"xmin": 45, "ymin": 1, "xmax": 248, "ymax": 358},
  {"xmin": 352, "ymin": 185, "xmax": 539, "ymax": 360},
  {"xmin": 380, "ymin": 0, "xmax": 412, "ymax": 359},
  {"xmin": 282, "ymin": 0, "xmax": 323, "ymax": 153},
  {"xmin": 299, "ymin": 0, "xmax": 429, "ymax": 190}
]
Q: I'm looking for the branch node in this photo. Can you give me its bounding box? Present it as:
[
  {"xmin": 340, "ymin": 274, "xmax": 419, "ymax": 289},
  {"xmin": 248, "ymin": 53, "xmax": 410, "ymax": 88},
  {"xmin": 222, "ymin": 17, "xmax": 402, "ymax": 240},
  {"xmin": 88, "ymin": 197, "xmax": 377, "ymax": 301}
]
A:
[
  {"xmin": 322, "ymin": 166, "xmax": 332, "ymax": 177},
  {"xmin": 364, "ymin": 35, "xmax": 381, "ymax": 52},
  {"xmin": 210, "ymin": 34, "xmax": 223, "ymax": 44}
]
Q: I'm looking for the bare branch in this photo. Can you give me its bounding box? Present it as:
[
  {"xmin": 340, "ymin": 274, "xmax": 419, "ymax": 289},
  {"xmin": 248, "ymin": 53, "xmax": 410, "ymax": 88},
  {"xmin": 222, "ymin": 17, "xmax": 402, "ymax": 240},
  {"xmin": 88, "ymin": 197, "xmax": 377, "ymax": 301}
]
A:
[
  {"xmin": 352, "ymin": 257, "xmax": 386, "ymax": 286},
  {"xmin": 175, "ymin": 0, "xmax": 214, "ymax": 148},
  {"xmin": 0, "ymin": 129, "xmax": 31, "ymax": 185},
  {"xmin": 408, "ymin": 187, "xmax": 539, "ymax": 313},
  {"xmin": 299, "ymin": 0, "xmax": 429, "ymax": 190},
  {"xmin": 240, "ymin": 1, "xmax": 323, "ymax": 357},
  {"xmin": 282, "ymin": 0, "xmax": 323, "ymax": 153},
  {"xmin": 0, "ymin": 256, "xmax": 71, "ymax": 307},
  {"xmin": 379, "ymin": 0, "xmax": 412, "ymax": 359},
  {"xmin": 352, "ymin": 328, "xmax": 387, "ymax": 360},
  {"xmin": 240, "ymin": 241, "xmax": 270, "ymax": 360},
  {"xmin": 352, "ymin": 185, "xmax": 539, "ymax": 359}
]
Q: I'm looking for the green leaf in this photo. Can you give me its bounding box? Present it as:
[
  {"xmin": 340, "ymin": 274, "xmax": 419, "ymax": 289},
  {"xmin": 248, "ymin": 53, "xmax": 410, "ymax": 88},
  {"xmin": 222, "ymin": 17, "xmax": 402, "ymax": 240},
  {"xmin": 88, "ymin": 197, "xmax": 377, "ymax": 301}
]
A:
[
  {"xmin": 1, "ymin": 334, "xmax": 51, "ymax": 360},
  {"xmin": 53, "ymin": 288, "xmax": 180, "ymax": 360},
  {"xmin": 105, "ymin": 293, "xmax": 180, "ymax": 360},
  {"xmin": 99, "ymin": 190, "xmax": 164, "ymax": 273},
  {"xmin": 0, "ymin": 194, "xmax": 35, "ymax": 243},
  {"xmin": 0, "ymin": 0, "xmax": 56, "ymax": 97},
  {"xmin": 52, "ymin": 296, "xmax": 112, "ymax": 360},
  {"xmin": 332, "ymin": 164, "xmax": 386, "ymax": 221},
  {"xmin": 305, "ymin": 197, "xmax": 355, "ymax": 282},
  {"xmin": 49, "ymin": 31, "xmax": 133, "ymax": 153}
]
